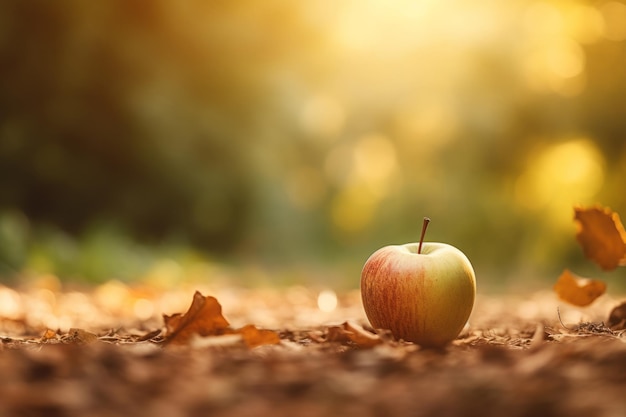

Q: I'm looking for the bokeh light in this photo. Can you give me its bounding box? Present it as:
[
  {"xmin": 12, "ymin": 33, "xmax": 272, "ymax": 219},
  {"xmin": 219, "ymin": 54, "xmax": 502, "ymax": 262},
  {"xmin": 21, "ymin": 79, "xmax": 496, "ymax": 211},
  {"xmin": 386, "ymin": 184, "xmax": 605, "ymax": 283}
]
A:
[
  {"xmin": 317, "ymin": 290, "xmax": 338, "ymax": 313},
  {"xmin": 601, "ymin": 1, "xmax": 626, "ymax": 41},
  {"xmin": 299, "ymin": 94, "xmax": 346, "ymax": 140},
  {"xmin": 515, "ymin": 138, "xmax": 606, "ymax": 228}
]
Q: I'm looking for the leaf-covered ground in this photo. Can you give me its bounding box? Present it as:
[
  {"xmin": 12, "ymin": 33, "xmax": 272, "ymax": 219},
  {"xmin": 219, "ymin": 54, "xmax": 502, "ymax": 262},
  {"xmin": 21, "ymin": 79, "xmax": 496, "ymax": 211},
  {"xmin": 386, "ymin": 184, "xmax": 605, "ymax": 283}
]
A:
[{"xmin": 1, "ymin": 284, "xmax": 626, "ymax": 417}]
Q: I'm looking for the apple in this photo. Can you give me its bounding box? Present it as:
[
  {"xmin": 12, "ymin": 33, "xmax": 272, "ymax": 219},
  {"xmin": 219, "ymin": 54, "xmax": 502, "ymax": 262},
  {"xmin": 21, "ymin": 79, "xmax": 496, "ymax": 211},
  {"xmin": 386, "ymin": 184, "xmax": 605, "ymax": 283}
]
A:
[{"xmin": 360, "ymin": 218, "xmax": 476, "ymax": 347}]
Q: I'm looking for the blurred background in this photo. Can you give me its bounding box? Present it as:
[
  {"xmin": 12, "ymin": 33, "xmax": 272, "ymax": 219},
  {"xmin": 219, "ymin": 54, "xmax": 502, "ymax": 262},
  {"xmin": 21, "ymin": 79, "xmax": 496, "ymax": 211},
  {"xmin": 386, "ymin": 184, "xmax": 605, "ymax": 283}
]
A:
[{"xmin": 1, "ymin": 0, "xmax": 625, "ymax": 291}]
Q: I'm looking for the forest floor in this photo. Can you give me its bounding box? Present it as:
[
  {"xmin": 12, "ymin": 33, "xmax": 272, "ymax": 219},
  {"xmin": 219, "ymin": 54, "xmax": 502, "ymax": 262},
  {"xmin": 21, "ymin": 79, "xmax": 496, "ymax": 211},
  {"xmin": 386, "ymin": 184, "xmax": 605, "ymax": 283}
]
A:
[{"xmin": 1, "ymin": 282, "xmax": 626, "ymax": 417}]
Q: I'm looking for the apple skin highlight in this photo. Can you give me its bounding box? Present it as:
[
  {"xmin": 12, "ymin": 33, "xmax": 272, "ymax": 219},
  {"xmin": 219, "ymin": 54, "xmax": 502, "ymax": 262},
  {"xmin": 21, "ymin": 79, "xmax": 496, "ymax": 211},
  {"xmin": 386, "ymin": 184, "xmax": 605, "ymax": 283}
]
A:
[{"xmin": 361, "ymin": 242, "xmax": 476, "ymax": 347}]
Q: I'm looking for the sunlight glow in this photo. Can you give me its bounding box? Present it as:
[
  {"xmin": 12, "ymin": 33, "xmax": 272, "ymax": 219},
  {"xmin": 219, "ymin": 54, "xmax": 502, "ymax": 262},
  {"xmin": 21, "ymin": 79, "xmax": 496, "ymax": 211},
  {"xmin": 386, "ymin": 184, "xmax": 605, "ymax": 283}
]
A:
[
  {"xmin": 520, "ymin": 2, "xmax": 603, "ymax": 96},
  {"xmin": 328, "ymin": 134, "xmax": 401, "ymax": 233},
  {"xmin": 299, "ymin": 94, "xmax": 345, "ymax": 139},
  {"xmin": 330, "ymin": 184, "xmax": 378, "ymax": 233},
  {"xmin": 395, "ymin": 103, "xmax": 457, "ymax": 151},
  {"xmin": 0, "ymin": 286, "xmax": 22, "ymax": 319},
  {"xmin": 94, "ymin": 280, "xmax": 130, "ymax": 313},
  {"xmin": 317, "ymin": 289, "xmax": 338, "ymax": 313},
  {"xmin": 332, "ymin": 0, "xmax": 438, "ymax": 53},
  {"xmin": 564, "ymin": 4, "xmax": 604, "ymax": 44},
  {"xmin": 523, "ymin": 36, "xmax": 586, "ymax": 96},
  {"xmin": 515, "ymin": 138, "xmax": 605, "ymax": 227},
  {"xmin": 546, "ymin": 38, "xmax": 584, "ymax": 79},
  {"xmin": 524, "ymin": 2, "xmax": 564, "ymax": 40},
  {"xmin": 352, "ymin": 134, "xmax": 397, "ymax": 193},
  {"xmin": 133, "ymin": 298, "xmax": 155, "ymax": 320},
  {"xmin": 601, "ymin": 2, "xmax": 626, "ymax": 41}
]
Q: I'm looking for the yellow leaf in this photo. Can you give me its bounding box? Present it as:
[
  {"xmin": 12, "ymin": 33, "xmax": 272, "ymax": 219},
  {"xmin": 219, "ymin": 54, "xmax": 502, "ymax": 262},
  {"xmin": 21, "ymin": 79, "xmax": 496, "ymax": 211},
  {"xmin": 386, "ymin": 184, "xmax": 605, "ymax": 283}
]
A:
[
  {"xmin": 574, "ymin": 205, "xmax": 626, "ymax": 271},
  {"xmin": 553, "ymin": 269, "xmax": 606, "ymax": 307}
]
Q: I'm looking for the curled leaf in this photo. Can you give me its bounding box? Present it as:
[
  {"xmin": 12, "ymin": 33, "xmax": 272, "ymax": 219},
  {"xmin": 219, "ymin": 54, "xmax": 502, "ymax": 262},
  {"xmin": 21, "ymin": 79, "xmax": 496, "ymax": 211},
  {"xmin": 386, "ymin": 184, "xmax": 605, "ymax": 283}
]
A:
[
  {"xmin": 574, "ymin": 206, "xmax": 626, "ymax": 271},
  {"xmin": 164, "ymin": 291, "xmax": 230, "ymax": 345},
  {"xmin": 163, "ymin": 291, "xmax": 281, "ymax": 349},
  {"xmin": 554, "ymin": 269, "xmax": 606, "ymax": 307}
]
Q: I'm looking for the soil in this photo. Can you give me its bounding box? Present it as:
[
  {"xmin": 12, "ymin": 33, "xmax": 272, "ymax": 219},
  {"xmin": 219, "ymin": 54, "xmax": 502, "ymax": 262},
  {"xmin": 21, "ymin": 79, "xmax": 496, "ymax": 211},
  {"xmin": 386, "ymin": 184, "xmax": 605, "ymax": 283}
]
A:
[{"xmin": 1, "ymin": 285, "xmax": 625, "ymax": 417}]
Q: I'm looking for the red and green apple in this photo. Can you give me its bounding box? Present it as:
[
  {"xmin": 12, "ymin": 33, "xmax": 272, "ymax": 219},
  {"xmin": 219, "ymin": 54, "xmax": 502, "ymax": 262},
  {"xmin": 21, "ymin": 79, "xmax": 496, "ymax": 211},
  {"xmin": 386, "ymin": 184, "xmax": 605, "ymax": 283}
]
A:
[{"xmin": 360, "ymin": 218, "xmax": 476, "ymax": 347}]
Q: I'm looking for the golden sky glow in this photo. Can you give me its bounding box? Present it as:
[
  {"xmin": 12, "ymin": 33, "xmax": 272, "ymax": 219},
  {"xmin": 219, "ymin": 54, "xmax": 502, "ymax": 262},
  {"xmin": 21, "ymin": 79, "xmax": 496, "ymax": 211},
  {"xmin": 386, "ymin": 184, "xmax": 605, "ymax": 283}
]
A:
[{"xmin": 285, "ymin": 0, "xmax": 621, "ymax": 236}]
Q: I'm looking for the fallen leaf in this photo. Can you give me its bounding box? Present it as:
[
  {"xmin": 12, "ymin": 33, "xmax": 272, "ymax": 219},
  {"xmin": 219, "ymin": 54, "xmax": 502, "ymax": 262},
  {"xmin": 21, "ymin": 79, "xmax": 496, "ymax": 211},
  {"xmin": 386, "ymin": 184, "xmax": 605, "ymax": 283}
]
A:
[
  {"xmin": 553, "ymin": 269, "xmax": 606, "ymax": 307},
  {"xmin": 327, "ymin": 321, "xmax": 382, "ymax": 348},
  {"xmin": 40, "ymin": 329, "xmax": 58, "ymax": 342},
  {"xmin": 238, "ymin": 324, "xmax": 281, "ymax": 348},
  {"xmin": 163, "ymin": 291, "xmax": 282, "ymax": 349},
  {"xmin": 607, "ymin": 301, "xmax": 626, "ymax": 330},
  {"xmin": 574, "ymin": 206, "xmax": 626, "ymax": 271},
  {"xmin": 164, "ymin": 291, "xmax": 231, "ymax": 345},
  {"xmin": 65, "ymin": 328, "xmax": 99, "ymax": 344}
]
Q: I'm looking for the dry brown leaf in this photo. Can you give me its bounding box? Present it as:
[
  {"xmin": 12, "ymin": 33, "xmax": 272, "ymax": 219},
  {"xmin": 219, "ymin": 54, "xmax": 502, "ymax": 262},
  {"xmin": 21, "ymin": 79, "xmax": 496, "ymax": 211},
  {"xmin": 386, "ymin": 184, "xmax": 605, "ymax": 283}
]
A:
[
  {"xmin": 163, "ymin": 313, "xmax": 184, "ymax": 335},
  {"xmin": 327, "ymin": 321, "xmax": 382, "ymax": 348},
  {"xmin": 65, "ymin": 328, "xmax": 99, "ymax": 344},
  {"xmin": 164, "ymin": 291, "xmax": 231, "ymax": 345},
  {"xmin": 238, "ymin": 324, "xmax": 281, "ymax": 348},
  {"xmin": 607, "ymin": 301, "xmax": 626, "ymax": 330},
  {"xmin": 327, "ymin": 325, "xmax": 352, "ymax": 344},
  {"xmin": 574, "ymin": 206, "xmax": 626, "ymax": 271},
  {"xmin": 163, "ymin": 291, "xmax": 281, "ymax": 349},
  {"xmin": 553, "ymin": 269, "xmax": 606, "ymax": 307},
  {"xmin": 40, "ymin": 329, "xmax": 57, "ymax": 342}
]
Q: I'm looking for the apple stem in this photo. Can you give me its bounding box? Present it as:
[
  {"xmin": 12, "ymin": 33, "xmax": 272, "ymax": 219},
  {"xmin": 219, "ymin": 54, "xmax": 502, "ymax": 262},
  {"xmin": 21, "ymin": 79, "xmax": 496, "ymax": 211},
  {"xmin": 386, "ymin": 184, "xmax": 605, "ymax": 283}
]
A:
[{"xmin": 418, "ymin": 217, "xmax": 431, "ymax": 254}]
